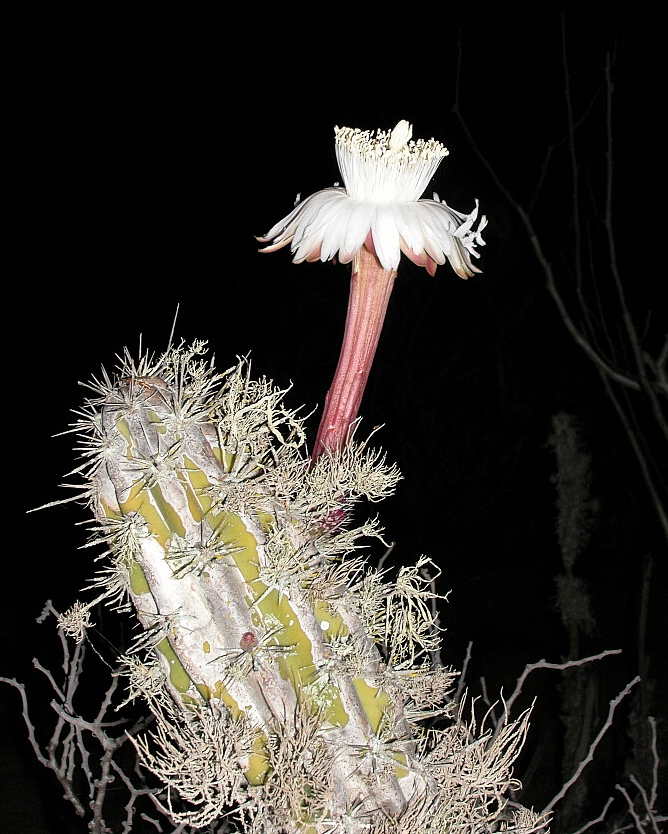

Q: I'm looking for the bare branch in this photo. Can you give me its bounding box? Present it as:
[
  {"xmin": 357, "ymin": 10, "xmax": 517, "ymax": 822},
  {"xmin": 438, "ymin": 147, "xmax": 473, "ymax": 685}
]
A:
[
  {"xmin": 0, "ymin": 676, "xmax": 53, "ymax": 769},
  {"xmin": 2, "ymin": 607, "xmax": 173, "ymax": 832},
  {"xmin": 456, "ymin": 640, "xmax": 473, "ymax": 703},
  {"xmin": 616, "ymin": 783, "xmax": 646, "ymax": 834},
  {"xmin": 542, "ymin": 675, "xmax": 640, "ymax": 814},
  {"xmin": 561, "ymin": 15, "xmax": 584, "ymax": 301},
  {"xmin": 648, "ymin": 716, "xmax": 659, "ymax": 810},
  {"xmin": 565, "ymin": 796, "xmax": 614, "ymax": 834},
  {"xmin": 628, "ymin": 775, "xmax": 661, "ymax": 834},
  {"xmin": 453, "ymin": 65, "xmax": 643, "ymax": 393},
  {"xmin": 0, "ymin": 675, "xmax": 86, "ymax": 817},
  {"xmin": 32, "ymin": 657, "xmax": 65, "ymax": 700},
  {"xmin": 600, "ymin": 372, "xmax": 668, "ymax": 541},
  {"xmin": 603, "ymin": 54, "xmax": 668, "ymax": 444},
  {"xmin": 504, "ymin": 649, "xmax": 621, "ymax": 718}
]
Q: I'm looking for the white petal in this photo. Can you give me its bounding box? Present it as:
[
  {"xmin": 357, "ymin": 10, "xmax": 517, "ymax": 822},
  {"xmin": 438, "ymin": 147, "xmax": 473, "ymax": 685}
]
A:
[
  {"xmin": 448, "ymin": 237, "xmax": 480, "ymax": 278},
  {"xmin": 420, "ymin": 199, "xmax": 460, "ymax": 233},
  {"xmin": 319, "ymin": 200, "xmax": 353, "ymax": 262},
  {"xmin": 260, "ymin": 166, "xmax": 487, "ymax": 280},
  {"xmin": 341, "ymin": 201, "xmax": 375, "ymax": 261},
  {"xmin": 290, "ymin": 193, "xmax": 349, "ymax": 261},
  {"xmin": 258, "ymin": 187, "xmax": 345, "ymax": 243},
  {"xmin": 257, "ymin": 193, "xmax": 317, "ymax": 243},
  {"xmin": 412, "ymin": 203, "xmax": 448, "ymax": 264},
  {"xmin": 291, "ymin": 191, "xmax": 347, "ymax": 247},
  {"xmin": 414, "ymin": 198, "xmax": 487, "ymax": 278},
  {"xmin": 421, "ymin": 205, "xmax": 457, "ymax": 261},
  {"xmin": 395, "ymin": 203, "xmax": 425, "ymax": 255},
  {"xmin": 371, "ymin": 205, "xmax": 401, "ymax": 270}
]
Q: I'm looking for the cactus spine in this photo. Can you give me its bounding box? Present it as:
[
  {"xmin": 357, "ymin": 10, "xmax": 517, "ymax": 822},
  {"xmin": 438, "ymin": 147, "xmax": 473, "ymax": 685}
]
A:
[{"xmin": 47, "ymin": 340, "xmax": 544, "ymax": 833}]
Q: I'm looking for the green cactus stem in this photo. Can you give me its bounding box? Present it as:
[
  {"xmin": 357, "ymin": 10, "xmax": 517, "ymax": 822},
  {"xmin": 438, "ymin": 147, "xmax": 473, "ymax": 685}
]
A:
[{"xmin": 42, "ymin": 341, "xmax": 541, "ymax": 833}]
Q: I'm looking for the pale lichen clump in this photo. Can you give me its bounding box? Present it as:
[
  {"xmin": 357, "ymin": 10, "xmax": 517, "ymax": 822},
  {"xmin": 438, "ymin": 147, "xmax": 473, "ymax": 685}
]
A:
[
  {"xmin": 131, "ymin": 691, "xmax": 255, "ymax": 829},
  {"xmin": 48, "ymin": 340, "xmax": 546, "ymax": 834},
  {"xmin": 57, "ymin": 600, "xmax": 93, "ymax": 644},
  {"xmin": 115, "ymin": 652, "xmax": 166, "ymax": 707}
]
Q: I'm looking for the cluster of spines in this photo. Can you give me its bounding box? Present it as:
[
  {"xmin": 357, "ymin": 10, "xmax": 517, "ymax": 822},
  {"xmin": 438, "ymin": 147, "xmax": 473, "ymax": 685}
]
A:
[{"xmin": 50, "ymin": 340, "xmax": 546, "ymax": 834}]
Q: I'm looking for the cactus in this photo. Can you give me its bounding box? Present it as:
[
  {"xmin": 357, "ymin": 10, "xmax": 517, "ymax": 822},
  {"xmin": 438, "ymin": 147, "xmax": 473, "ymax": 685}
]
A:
[
  {"xmin": 44, "ymin": 340, "xmax": 546, "ymax": 833},
  {"xmin": 40, "ymin": 119, "xmax": 547, "ymax": 832}
]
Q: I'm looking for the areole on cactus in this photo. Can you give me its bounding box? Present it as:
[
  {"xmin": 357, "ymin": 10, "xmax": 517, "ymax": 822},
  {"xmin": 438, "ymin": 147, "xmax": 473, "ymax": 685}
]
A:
[{"xmin": 38, "ymin": 122, "xmax": 547, "ymax": 833}]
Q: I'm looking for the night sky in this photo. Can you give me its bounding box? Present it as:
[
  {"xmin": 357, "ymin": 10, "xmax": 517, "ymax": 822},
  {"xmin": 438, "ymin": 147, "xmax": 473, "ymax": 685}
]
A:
[{"xmin": 4, "ymin": 12, "xmax": 664, "ymax": 833}]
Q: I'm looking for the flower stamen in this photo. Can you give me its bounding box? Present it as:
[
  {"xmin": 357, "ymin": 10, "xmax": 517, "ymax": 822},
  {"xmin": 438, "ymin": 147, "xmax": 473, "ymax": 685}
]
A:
[{"xmin": 334, "ymin": 121, "xmax": 449, "ymax": 204}]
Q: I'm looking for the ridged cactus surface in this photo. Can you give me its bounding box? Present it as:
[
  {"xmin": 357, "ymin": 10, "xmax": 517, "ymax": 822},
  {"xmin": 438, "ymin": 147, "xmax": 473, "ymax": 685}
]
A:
[{"xmin": 52, "ymin": 340, "xmax": 543, "ymax": 834}]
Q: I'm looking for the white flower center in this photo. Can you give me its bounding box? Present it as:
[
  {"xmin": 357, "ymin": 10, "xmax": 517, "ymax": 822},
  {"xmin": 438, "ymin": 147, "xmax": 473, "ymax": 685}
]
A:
[{"xmin": 334, "ymin": 120, "xmax": 449, "ymax": 204}]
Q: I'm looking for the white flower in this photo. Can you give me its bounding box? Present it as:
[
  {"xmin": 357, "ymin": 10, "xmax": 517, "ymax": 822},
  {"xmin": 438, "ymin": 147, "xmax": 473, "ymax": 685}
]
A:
[{"xmin": 258, "ymin": 120, "xmax": 488, "ymax": 279}]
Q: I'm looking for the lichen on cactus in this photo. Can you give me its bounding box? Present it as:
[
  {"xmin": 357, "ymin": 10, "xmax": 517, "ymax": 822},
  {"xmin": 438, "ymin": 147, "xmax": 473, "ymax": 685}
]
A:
[{"xmin": 43, "ymin": 338, "xmax": 547, "ymax": 833}]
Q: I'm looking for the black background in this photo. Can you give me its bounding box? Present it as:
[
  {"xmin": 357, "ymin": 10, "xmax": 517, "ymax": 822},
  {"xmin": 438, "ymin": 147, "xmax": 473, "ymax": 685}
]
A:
[{"xmin": 3, "ymin": 10, "xmax": 664, "ymax": 833}]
